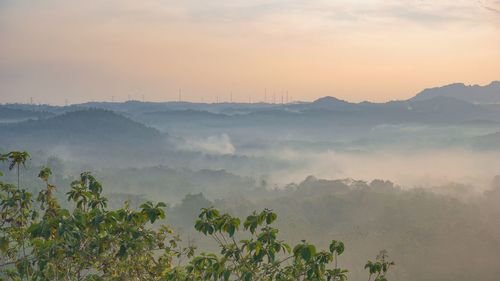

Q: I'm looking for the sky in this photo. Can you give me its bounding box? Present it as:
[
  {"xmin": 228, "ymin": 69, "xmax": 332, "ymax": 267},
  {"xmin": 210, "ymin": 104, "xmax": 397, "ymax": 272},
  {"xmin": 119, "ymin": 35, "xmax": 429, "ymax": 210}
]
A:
[{"xmin": 0, "ymin": 0, "xmax": 499, "ymax": 105}]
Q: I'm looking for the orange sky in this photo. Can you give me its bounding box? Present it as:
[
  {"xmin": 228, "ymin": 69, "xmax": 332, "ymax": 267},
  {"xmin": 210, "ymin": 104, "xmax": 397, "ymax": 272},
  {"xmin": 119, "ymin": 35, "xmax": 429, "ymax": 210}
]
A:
[{"xmin": 1, "ymin": 0, "xmax": 499, "ymax": 105}]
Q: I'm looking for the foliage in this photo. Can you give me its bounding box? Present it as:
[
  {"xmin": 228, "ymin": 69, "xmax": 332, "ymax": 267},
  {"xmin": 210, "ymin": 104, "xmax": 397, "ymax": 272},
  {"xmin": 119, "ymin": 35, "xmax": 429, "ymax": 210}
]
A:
[
  {"xmin": 0, "ymin": 151, "xmax": 393, "ymax": 280},
  {"xmin": 365, "ymin": 250, "xmax": 395, "ymax": 281}
]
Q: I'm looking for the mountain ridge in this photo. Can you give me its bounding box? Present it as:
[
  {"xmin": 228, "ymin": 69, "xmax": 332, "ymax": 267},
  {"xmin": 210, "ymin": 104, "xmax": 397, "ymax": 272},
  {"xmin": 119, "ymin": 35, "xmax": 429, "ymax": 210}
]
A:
[
  {"xmin": 411, "ymin": 81, "xmax": 500, "ymax": 104},
  {"xmin": 0, "ymin": 109, "xmax": 163, "ymax": 150}
]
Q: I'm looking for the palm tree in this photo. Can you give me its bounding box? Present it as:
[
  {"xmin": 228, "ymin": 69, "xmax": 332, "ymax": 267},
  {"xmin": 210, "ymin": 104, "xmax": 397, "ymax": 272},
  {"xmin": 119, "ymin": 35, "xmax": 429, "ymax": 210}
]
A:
[
  {"xmin": 5, "ymin": 151, "xmax": 30, "ymax": 280},
  {"xmin": 6, "ymin": 151, "xmax": 30, "ymax": 190}
]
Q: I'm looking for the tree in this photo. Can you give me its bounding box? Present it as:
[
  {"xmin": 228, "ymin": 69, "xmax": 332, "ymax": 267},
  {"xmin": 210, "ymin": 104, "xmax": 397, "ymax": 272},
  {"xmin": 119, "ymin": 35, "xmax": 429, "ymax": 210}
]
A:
[
  {"xmin": 1, "ymin": 151, "xmax": 31, "ymax": 281},
  {"xmin": 0, "ymin": 151, "xmax": 393, "ymax": 280},
  {"xmin": 365, "ymin": 250, "xmax": 395, "ymax": 281},
  {"xmin": 5, "ymin": 151, "xmax": 30, "ymax": 191}
]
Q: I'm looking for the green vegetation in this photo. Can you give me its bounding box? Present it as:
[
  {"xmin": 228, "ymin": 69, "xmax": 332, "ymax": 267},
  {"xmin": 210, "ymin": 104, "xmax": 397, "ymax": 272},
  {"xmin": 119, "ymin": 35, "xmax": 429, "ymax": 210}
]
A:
[{"xmin": 0, "ymin": 151, "xmax": 391, "ymax": 280}]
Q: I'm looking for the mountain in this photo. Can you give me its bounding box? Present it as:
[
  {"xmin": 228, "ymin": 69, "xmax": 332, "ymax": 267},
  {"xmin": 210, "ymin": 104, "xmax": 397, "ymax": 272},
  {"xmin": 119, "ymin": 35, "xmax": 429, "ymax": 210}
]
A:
[
  {"xmin": 471, "ymin": 131, "xmax": 500, "ymax": 150},
  {"xmin": 78, "ymin": 100, "xmax": 278, "ymax": 115},
  {"xmin": 309, "ymin": 96, "xmax": 354, "ymax": 110},
  {"xmin": 0, "ymin": 109, "xmax": 164, "ymax": 151},
  {"xmin": 411, "ymin": 81, "xmax": 500, "ymax": 104},
  {"xmin": 0, "ymin": 106, "xmax": 54, "ymax": 123},
  {"xmin": 285, "ymin": 96, "xmax": 356, "ymax": 112}
]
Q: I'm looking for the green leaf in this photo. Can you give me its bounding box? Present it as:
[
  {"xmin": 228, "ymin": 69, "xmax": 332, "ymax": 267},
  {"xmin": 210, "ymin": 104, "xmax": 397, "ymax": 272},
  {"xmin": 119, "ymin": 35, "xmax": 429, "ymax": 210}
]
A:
[
  {"xmin": 0, "ymin": 237, "xmax": 9, "ymax": 252},
  {"xmin": 118, "ymin": 244, "xmax": 128, "ymax": 258},
  {"xmin": 301, "ymin": 244, "xmax": 316, "ymax": 261}
]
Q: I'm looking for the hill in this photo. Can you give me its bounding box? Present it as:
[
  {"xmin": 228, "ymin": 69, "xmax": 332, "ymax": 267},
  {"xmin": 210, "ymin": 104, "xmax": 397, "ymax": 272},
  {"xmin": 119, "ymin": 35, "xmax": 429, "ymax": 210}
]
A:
[
  {"xmin": 411, "ymin": 81, "xmax": 500, "ymax": 104},
  {"xmin": 0, "ymin": 109, "xmax": 163, "ymax": 151},
  {"xmin": 0, "ymin": 105, "xmax": 54, "ymax": 123}
]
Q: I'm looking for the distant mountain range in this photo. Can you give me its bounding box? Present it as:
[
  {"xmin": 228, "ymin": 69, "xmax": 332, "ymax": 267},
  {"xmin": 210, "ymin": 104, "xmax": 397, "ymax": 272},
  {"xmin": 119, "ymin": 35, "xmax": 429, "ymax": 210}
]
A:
[
  {"xmin": 1, "ymin": 82, "xmax": 500, "ymax": 139},
  {"xmin": 0, "ymin": 106, "xmax": 54, "ymax": 122},
  {"xmin": 1, "ymin": 81, "xmax": 500, "ymax": 143},
  {"xmin": 2, "ymin": 81, "xmax": 499, "ymax": 116},
  {"xmin": 411, "ymin": 81, "xmax": 500, "ymax": 104}
]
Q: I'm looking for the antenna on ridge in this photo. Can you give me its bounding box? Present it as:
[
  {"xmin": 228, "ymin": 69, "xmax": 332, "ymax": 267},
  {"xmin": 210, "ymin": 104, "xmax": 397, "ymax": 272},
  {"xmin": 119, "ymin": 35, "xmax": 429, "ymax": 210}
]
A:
[{"xmin": 264, "ymin": 88, "xmax": 267, "ymax": 103}]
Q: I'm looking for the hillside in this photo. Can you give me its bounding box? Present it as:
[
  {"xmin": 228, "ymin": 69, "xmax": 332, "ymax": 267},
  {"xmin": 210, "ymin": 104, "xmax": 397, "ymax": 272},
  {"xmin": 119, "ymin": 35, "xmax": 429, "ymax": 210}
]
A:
[
  {"xmin": 0, "ymin": 109, "xmax": 163, "ymax": 150},
  {"xmin": 0, "ymin": 105, "xmax": 54, "ymax": 122},
  {"xmin": 411, "ymin": 81, "xmax": 500, "ymax": 104}
]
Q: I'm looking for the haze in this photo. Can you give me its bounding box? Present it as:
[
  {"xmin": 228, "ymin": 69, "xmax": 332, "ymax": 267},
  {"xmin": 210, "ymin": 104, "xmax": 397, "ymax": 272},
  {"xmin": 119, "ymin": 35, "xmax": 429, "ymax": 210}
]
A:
[
  {"xmin": 2, "ymin": 1, "xmax": 500, "ymax": 280},
  {"xmin": 1, "ymin": 0, "xmax": 500, "ymax": 105}
]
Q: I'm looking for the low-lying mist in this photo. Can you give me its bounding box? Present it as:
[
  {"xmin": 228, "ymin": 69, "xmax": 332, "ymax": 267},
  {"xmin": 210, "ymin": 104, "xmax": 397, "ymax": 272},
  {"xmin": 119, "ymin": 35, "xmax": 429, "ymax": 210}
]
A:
[
  {"xmin": 2, "ymin": 99, "xmax": 500, "ymax": 280},
  {"xmin": 244, "ymin": 146, "xmax": 500, "ymax": 194}
]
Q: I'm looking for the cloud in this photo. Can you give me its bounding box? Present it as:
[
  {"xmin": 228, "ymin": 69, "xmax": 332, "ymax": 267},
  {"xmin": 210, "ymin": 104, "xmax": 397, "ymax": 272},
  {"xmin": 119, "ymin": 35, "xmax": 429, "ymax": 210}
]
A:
[
  {"xmin": 3, "ymin": 0, "xmax": 491, "ymax": 27},
  {"xmin": 485, "ymin": 6, "xmax": 500, "ymax": 15},
  {"xmin": 177, "ymin": 0, "xmax": 494, "ymax": 26},
  {"xmin": 179, "ymin": 134, "xmax": 236, "ymax": 155},
  {"xmin": 1, "ymin": 0, "xmax": 499, "ymax": 104}
]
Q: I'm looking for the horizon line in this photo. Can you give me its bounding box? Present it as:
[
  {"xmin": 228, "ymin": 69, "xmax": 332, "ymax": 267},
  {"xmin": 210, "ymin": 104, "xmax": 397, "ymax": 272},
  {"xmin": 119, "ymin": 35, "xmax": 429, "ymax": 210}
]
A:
[{"xmin": 1, "ymin": 80, "xmax": 498, "ymax": 107}]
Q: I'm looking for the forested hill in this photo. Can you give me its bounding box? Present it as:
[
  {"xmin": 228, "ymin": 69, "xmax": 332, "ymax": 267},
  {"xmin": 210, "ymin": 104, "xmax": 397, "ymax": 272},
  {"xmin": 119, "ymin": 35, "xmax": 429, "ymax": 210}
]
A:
[
  {"xmin": 0, "ymin": 105, "xmax": 54, "ymax": 122},
  {"xmin": 0, "ymin": 109, "xmax": 164, "ymax": 150}
]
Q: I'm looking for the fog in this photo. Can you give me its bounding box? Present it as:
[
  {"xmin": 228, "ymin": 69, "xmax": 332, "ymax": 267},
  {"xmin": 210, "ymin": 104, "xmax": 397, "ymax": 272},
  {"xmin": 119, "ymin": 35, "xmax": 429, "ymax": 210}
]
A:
[
  {"xmin": 2, "ymin": 88, "xmax": 500, "ymax": 280},
  {"xmin": 249, "ymin": 147, "xmax": 500, "ymax": 192},
  {"xmin": 179, "ymin": 134, "xmax": 236, "ymax": 155}
]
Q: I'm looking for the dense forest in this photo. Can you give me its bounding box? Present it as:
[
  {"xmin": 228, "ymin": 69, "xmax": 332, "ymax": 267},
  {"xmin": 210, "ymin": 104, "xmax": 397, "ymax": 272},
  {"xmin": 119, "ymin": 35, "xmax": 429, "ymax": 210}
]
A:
[
  {"xmin": 1, "ymin": 149, "xmax": 500, "ymax": 280},
  {"xmin": 2, "ymin": 83, "xmax": 500, "ymax": 280},
  {"xmin": 0, "ymin": 151, "xmax": 392, "ymax": 281}
]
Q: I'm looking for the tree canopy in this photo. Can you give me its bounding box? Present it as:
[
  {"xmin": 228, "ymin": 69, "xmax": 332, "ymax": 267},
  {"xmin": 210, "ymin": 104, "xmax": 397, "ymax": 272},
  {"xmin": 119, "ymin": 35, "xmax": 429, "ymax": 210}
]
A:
[{"xmin": 0, "ymin": 151, "xmax": 392, "ymax": 281}]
